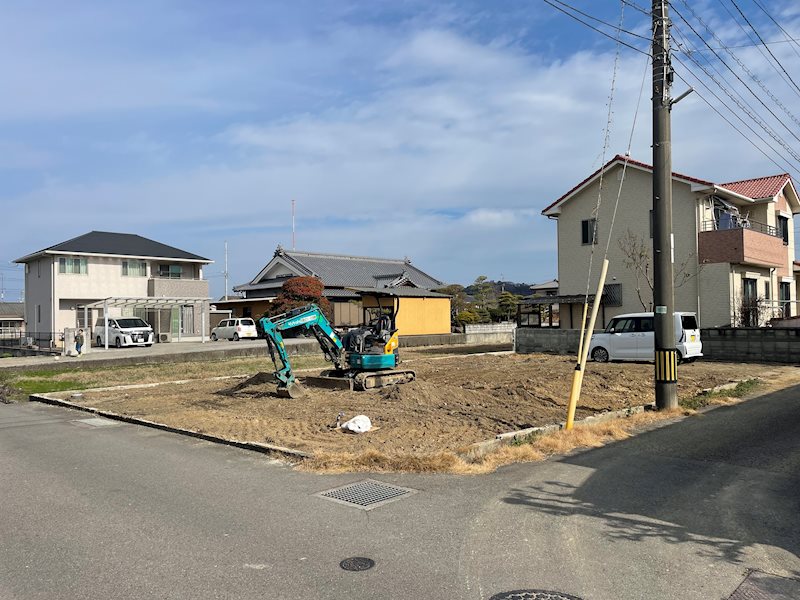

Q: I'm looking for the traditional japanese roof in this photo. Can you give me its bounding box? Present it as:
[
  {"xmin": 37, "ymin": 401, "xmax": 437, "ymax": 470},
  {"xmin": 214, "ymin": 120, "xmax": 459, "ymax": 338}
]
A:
[
  {"xmin": 0, "ymin": 302, "xmax": 24, "ymax": 319},
  {"xmin": 15, "ymin": 231, "xmax": 210, "ymax": 263},
  {"xmin": 530, "ymin": 279, "xmax": 558, "ymax": 291},
  {"xmin": 719, "ymin": 174, "xmax": 792, "ymax": 200},
  {"xmin": 236, "ymin": 247, "xmax": 443, "ymax": 294}
]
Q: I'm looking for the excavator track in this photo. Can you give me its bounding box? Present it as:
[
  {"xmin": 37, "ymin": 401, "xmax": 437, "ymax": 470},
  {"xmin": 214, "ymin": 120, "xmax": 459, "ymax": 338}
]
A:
[{"xmin": 353, "ymin": 369, "xmax": 416, "ymax": 390}]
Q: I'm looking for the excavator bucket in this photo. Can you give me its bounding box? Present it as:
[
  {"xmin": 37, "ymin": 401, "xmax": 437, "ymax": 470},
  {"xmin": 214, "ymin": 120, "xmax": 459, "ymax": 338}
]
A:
[{"xmin": 277, "ymin": 381, "xmax": 307, "ymax": 399}]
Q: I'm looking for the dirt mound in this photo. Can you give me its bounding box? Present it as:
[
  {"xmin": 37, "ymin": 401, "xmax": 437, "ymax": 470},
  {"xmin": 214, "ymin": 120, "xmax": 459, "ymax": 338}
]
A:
[{"xmin": 216, "ymin": 372, "xmax": 277, "ymax": 398}]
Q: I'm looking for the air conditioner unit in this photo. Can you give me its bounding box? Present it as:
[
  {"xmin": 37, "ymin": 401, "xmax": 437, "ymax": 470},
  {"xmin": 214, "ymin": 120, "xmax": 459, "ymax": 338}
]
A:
[{"xmin": 159, "ymin": 333, "xmax": 172, "ymax": 343}]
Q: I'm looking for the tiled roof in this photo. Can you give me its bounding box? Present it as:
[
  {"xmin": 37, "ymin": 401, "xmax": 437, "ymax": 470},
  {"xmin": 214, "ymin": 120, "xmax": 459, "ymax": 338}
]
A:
[
  {"xmin": 719, "ymin": 174, "xmax": 790, "ymax": 200},
  {"xmin": 0, "ymin": 302, "xmax": 24, "ymax": 318},
  {"xmin": 542, "ymin": 155, "xmax": 714, "ymax": 216},
  {"xmin": 262, "ymin": 248, "xmax": 443, "ymax": 289},
  {"xmin": 16, "ymin": 231, "xmax": 210, "ymax": 263}
]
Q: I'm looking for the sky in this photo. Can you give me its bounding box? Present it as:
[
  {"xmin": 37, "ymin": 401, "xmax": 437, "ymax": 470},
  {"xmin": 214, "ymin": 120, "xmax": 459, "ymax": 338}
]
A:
[{"xmin": 2, "ymin": 0, "xmax": 800, "ymax": 300}]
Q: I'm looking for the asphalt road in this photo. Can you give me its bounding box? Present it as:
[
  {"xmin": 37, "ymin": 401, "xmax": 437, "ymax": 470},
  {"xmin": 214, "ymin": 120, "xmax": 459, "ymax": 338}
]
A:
[{"xmin": 1, "ymin": 384, "xmax": 799, "ymax": 600}]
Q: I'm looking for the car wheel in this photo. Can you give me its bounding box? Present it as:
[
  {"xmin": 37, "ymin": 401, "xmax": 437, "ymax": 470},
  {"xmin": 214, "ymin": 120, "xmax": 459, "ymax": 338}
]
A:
[
  {"xmin": 592, "ymin": 347, "xmax": 610, "ymax": 363},
  {"xmin": 233, "ymin": 333, "xmax": 240, "ymax": 341},
  {"xmin": 211, "ymin": 333, "xmax": 217, "ymax": 341},
  {"xmin": 96, "ymin": 336, "xmax": 102, "ymax": 347},
  {"xmin": 115, "ymin": 337, "xmax": 122, "ymax": 348}
]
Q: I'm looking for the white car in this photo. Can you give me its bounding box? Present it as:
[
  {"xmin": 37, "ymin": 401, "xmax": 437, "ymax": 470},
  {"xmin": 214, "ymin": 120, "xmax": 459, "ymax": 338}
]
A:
[
  {"xmin": 211, "ymin": 318, "xmax": 258, "ymax": 341},
  {"xmin": 588, "ymin": 311, "xmax": 702, "ymax": 363},
  {"xmin": 95, "ymin": 317, "xmax": 154, "ymax": 348}
]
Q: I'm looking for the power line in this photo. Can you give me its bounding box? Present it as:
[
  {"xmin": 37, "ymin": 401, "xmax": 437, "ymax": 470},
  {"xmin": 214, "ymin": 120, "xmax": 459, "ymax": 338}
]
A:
[
  {"xmin": 671, "ymin": 3, "xmax": 800, "ymax": 149},
  {"xmin": 727, "ymin": 0, "xmax": 800, "ymax": 97},
  {"xmin": 749, "ymin": 0, "xmax": 800, "ymax": 60},
  {"xmin": 541, "ymin": 0, "xmax": 650, "ymax": 55},
  {"xmin": 714, "ymin": 0, "xmax": 800, "ymax": 99},
  {"xmin": 546, "ymin": 0, "xmax": 651, "ymax": 41},
  {"xmin": 672, "ymin": 60, "xmax": 800, "ymax": 176}
]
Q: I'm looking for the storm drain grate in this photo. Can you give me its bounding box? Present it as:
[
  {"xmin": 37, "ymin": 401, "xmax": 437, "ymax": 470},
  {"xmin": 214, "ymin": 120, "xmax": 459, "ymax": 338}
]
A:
[
  {"xmin": 317, "ymin": 479, "xmax": 415, "ymax": 510},
  {"xmin": 728, "ymin": 570, "xmax": 800, "ymax": 599},
  {"xmin": 489, "ymin": 592, "xmax": 584, "ymax": 600}
]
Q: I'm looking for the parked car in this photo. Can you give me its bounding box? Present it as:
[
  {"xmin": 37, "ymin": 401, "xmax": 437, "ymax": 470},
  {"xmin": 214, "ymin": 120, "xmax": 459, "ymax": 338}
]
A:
[
  {"xmin": 95, "ymin": 317, "xmax": 154, "ymax": 348},
  {"xmin": 211, "ymin": 318, "xmax": 258, "ymax": 341},
  {"xmin": 588, "ymin": 311, "xmax": 702, "ymax": 363}
]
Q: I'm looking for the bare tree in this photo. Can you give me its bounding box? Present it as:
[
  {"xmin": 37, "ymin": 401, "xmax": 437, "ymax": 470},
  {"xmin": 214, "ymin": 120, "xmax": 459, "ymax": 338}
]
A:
[{"xmin": 617, "ymin": 229, "xmax": 700, "ymax": 311}]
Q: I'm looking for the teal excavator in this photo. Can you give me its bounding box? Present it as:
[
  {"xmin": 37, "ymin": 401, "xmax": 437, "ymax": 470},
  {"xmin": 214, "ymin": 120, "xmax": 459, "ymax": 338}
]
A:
[{"xmin": 259, "ymin": 303, "xmax": 415, "ymax": 398}]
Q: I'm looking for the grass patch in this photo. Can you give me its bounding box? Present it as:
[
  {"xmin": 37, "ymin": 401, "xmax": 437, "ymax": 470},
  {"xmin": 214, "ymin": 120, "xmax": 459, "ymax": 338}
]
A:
[
  {"xmin": 0, "ymin": 354, "xmax": 332, "ymax": 403},
  {"xmin": 680, "ymin": 378, "xmax": 762, "ymax": 410}
]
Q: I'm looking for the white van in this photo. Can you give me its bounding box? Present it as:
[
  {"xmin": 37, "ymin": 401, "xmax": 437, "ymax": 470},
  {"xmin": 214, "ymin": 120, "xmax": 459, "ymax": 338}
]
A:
[
  {"xmin": 210, "ymin": 317, "xmax": 258, "ymax": 341},
  {"xmin": 95, "ymin": 317, "xmax": 154, "ymax": 348},
  {"xmin": 588, "ymin": 312, "xmax": 702, "ymax": 363}
]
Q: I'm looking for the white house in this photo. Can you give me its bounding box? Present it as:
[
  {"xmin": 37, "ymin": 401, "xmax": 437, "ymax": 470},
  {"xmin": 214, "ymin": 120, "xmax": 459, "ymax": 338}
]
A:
[
  {"xmin": 15, "ymin": 231, "xmax": 213, "ymax": 346},
  {"xmin": 541, "ymin": 155, "xmax": 800, "ymax": 328}
]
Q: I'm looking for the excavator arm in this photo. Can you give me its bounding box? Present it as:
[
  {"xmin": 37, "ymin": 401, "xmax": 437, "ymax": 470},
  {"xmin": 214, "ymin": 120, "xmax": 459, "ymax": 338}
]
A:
[{"xmin": 259, "ymin": 304, "xmax": 347, "ymax": 397}]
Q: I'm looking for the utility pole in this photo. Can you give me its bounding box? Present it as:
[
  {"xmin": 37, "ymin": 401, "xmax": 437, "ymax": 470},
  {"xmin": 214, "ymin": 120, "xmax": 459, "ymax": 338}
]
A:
[
  {"xmin": 652, "ymin": 0, "xmax": 678, "ymax": 409},
  {"xmin": 292, "ymin": 199, "xmax": 296, "ymax": 251}
]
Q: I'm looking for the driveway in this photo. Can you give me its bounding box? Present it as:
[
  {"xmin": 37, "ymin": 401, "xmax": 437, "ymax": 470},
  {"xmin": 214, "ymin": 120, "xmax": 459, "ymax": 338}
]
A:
[{"xmin": 1, "ymin": 384, "xmax": 798, "ymax": 599}]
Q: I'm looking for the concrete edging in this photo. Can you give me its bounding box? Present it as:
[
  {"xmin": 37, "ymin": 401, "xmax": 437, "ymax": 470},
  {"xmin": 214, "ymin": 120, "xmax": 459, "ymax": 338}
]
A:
[{"xmin": 29, "ymin": 393, "xmax": 311, "ymax": 460}]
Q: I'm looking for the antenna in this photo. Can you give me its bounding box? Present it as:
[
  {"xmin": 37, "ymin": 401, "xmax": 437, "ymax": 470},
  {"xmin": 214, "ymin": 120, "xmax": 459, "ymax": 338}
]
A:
[
  {"xmin": 224, "ymin": 241, "xmax": 229, "ymax": 301},
  {"xmin": 292, "ymin": 199, "xmax": 296, "ymax": 250}
]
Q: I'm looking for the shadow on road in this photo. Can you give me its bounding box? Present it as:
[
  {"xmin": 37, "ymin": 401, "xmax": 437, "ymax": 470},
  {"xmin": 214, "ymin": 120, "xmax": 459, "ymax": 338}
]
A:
[{"xmin": 503, "ymin": 384, "xmax": 800, "ymax": 572}]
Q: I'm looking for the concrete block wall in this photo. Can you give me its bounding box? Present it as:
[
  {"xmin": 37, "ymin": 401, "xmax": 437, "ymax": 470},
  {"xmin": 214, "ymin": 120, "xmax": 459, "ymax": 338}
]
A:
[
  {"xmin": 515, "ymin": 328, "xmax": 581, "ymax": 355},
  {"xmin": 465, "ymin": 323, "xmax": 517, "ymax": 334},
  {"xmin": 700, "ymin": 327, "xmax": 800, "ymax": 363}
]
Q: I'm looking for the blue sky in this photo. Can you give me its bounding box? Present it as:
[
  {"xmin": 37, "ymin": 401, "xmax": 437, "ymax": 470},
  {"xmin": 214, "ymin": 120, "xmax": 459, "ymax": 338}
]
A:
[{"xmin": 2, "ymin": 0, "xmax": 800, "ymax": 300}]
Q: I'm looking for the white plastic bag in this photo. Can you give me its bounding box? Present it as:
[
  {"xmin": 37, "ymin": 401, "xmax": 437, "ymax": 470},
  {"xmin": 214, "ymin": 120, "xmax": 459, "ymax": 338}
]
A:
[{"xmin": 340, "ymin": 415, "xmax": 372, "ymax": 434}]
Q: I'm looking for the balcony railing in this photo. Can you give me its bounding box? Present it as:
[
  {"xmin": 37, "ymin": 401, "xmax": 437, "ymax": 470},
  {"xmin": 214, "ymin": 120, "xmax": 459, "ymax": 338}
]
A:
[{"xmin": 701, "ymin": 218, "xmax": 780, "ymax": 238}]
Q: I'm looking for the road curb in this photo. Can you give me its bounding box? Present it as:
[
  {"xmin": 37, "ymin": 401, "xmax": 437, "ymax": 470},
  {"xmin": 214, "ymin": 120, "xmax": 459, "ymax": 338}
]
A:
[{"xmin": 29, "ymin": 393, "xmax": 312, "ymax": 460}]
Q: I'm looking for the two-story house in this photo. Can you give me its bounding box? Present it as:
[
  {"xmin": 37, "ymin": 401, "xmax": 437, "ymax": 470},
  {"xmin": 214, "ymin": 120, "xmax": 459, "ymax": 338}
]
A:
[
  {"xmin": 15, "ymin": 231, "xmax": 212, "ymax": 345},
  {"xmin": 542, "ymin": 155, "xmax": 800, "ymax": 328}
]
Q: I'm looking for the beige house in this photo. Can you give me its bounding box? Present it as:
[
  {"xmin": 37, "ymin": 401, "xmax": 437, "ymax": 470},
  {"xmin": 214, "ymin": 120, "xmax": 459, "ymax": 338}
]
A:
[
  {"xmin": 15, "ymin": 231, "xmax": 212, "ymax": 346},
  {"xmin": 542, "ymin": 155, "xmax": 800, "ymax": 328}
]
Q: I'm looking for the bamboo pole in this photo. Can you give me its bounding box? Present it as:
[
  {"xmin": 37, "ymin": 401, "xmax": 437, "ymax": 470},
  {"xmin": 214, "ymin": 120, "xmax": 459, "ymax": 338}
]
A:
[{"xmin": 566, "ymin": 258, "xmax": 609, "ymax": 430}]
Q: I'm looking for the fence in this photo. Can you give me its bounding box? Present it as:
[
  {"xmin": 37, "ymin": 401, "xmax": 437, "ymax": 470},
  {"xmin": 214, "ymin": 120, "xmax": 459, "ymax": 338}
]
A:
[
  {"xmin": 0, "ymin": 331, "xmax": 60, "ymax": 352},
  {"xmin": 515, "ymin": 326, "xmax": 800, "ymax": 364},
  {"xmin": 464, "ymin": 323, "xmax": 517, "ymax": 334}
]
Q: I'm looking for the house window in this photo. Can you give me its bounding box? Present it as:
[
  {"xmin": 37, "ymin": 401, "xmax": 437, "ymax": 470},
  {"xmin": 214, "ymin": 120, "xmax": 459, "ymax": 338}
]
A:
[
  {"xmin": 122, "ymin": 260, "xmax": 147, "ymax": 277},
  {"xmin": 778, "ymin": 215, "xmax": 789, "ymax": 245},
  {"xmin": 581, "ymin": 219, "xmax": 597, "ymax": 245},
  {"xmin": 158, "ymin": 264, "xmax": 183, "ymax": 279},
  {"xmin": 764, "ymin": 281, "xmax": 771, "ymax": 302},
  {"xmin": 780, "ymin": 282, "xmax": 791, "ymax": 317},
  {"xmin": 58, "ymin": 257, "xmax": 88, "ymax": 274},
  {"xmin": 36, "ymin": 304, "xmax": 41, "ymax": 323}
]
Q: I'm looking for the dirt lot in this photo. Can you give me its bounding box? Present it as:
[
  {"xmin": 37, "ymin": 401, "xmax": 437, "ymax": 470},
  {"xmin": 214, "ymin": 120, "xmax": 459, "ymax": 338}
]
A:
[{"xmin": 56, "ymin": 351, "xmax": 794, "ymax": 460}]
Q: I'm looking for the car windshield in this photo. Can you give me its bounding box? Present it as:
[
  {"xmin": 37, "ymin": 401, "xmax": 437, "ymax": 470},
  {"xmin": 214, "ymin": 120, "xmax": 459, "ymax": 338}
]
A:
[{"xmin": 116, "ymin": 318, "xmax": 149, "ymax": 328}]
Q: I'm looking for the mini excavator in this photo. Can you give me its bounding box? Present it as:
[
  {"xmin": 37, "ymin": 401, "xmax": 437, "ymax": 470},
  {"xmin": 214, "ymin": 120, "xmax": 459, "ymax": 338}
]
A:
[{"xmin": 259, "ymin": 302, "xmax": 415, "ymax": 398}]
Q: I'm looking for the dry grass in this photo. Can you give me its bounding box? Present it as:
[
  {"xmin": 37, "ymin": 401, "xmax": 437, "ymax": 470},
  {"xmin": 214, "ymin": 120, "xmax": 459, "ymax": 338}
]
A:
[{"xmin": 299, "ymin": 409, "xmax": 686, "ymax": 474}]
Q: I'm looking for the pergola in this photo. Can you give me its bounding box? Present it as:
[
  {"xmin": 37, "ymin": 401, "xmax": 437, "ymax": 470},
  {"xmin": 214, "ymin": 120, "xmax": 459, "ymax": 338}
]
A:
[{"xmin": 78, "ymin": 296, "xmax": 211, "ymax": 349}]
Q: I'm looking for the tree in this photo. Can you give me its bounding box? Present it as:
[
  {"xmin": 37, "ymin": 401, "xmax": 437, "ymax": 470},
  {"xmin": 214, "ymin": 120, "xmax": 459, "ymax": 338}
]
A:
[
  {"xmin": 471, "ymin": 275, "xmax": 496, "ymax": 308},
  {"xmin": 497, "ymin": 291, "xmax": 523, "ymax": 321},
  {"xmin": 455, "ymin": 309, "xmax": 481, "ymax": 324},
  {"xmin": 618, "ymin": 229, "xmax": 699, "ymax": 311},
  {"xmin": 265, "ymin": 276, "xmax": 332, "ymax": 320},
  {"xmin": 435, "ymin": 284, "xmax": 468, "ymax": 325}
]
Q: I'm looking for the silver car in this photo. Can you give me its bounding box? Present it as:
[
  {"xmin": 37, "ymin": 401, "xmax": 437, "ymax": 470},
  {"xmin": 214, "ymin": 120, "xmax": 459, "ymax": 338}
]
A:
[{"xmin": 210, "ymin": 318, "xmax": 258, "ymax": 341}]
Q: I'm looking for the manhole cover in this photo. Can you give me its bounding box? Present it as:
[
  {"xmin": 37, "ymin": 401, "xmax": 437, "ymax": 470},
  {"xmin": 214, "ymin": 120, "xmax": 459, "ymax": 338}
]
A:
[
  {"xmin": 340, "ymin": 557, "xmax": 375, "ymax": 572},
  {"xmin": 317, "ymin": 479, "xmax": 415, "ymax": 510},
  {"xmin": 728, "ymin": 570, "xmax": 800, "ymax": 599},
  {"xmin": 489, "ymin": 592, "xmax": 584, "ymax": 600}
]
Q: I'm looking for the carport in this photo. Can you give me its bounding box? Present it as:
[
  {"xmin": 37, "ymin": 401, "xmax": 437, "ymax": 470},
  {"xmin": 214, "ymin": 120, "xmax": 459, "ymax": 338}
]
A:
[{"xmin": 79, "ymin": 297, "xmax": 211, "ymax": 349}]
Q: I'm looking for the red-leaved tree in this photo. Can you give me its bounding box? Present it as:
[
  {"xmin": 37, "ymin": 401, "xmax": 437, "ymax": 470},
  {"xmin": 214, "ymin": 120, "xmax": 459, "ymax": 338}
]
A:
[{"xmin": 265, "ymin": 276, "xmax": 333, "ymax": 320}]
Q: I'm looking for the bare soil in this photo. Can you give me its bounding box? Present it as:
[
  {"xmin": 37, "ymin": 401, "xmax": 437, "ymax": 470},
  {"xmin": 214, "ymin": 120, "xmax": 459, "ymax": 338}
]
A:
[{"xmin": 58, "ymin": 352, "xmax": 792, "ymax": 458}]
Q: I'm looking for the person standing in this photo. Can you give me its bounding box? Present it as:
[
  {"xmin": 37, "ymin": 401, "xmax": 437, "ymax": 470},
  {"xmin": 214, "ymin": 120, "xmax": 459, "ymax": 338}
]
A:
[{"xmin": 75, "ymin": 329, "xmax": 84, "ymax": 356}]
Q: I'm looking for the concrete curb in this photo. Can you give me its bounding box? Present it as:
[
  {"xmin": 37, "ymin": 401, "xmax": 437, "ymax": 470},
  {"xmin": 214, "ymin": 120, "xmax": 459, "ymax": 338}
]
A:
[
  {"xmin": 29, "ymin": 393, "xmax": 312, "ymax": 460},
  {"xmin": 465, "ymin": 376, "xmax": 762, "ymax": 458}
]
